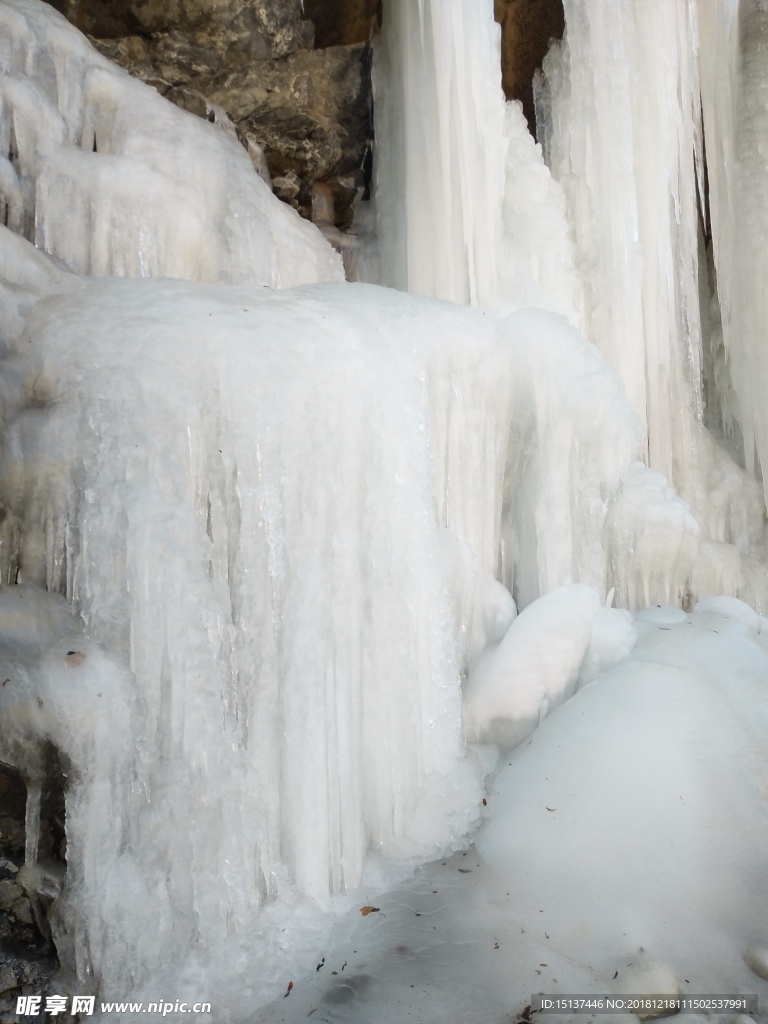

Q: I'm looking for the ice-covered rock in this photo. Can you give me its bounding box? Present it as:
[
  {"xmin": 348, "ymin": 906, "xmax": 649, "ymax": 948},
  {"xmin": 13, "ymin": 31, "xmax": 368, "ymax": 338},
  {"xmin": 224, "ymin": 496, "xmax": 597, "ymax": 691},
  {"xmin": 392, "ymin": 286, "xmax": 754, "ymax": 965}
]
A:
[{"xmin": 0, "ymin": 0, "xmax": 342, "ymax": 286}]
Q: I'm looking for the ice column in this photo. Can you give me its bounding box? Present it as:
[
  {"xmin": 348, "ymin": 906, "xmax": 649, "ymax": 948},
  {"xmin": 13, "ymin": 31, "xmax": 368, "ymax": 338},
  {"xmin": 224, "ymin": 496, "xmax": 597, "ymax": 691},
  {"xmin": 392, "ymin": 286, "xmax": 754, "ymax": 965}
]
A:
[
  {"xmin": 373, "ymin": 0, "xmax": 506, "ymax": 307},
  {"xmin": 540, "ymin": 0, "xmax": 705, "ymax": 489}
]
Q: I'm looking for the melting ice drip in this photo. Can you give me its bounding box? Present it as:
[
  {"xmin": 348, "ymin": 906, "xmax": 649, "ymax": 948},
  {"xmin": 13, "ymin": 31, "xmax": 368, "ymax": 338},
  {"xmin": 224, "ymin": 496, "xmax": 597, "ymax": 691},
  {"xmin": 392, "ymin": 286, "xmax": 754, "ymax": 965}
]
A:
[{"xmin": 0, "ymin": 0, "xmax": 767, "ymax": 1017}]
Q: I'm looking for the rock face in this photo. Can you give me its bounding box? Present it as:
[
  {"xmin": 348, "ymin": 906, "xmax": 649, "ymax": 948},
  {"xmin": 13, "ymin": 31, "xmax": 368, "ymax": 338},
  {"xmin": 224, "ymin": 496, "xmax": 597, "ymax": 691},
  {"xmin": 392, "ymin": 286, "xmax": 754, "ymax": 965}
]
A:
[
  {"xmin": 304, "ymin": 0, "xmax": 379, "ymax": 48},
  {"xmin": 204, "ymin": 44, "xmax": 372, "ymax": 226},
  {"xmin": 46, "ymin": 0, "xmax": 374, "ymax": 228},
  {"xmin": 0, "ymin": 766, "xmax": 59, "ymax": 1023},
  {"xmin": 45, "ymin": 0, "xmax": 313, "ymax": 58}
]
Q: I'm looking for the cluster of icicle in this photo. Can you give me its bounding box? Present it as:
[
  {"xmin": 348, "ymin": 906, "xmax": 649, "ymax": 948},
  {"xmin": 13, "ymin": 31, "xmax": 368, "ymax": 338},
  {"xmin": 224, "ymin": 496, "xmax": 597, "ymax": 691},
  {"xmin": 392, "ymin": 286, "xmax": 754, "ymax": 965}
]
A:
[{"xmin": 372, "ymin": 0, "xmax": 768, "ymax": 610}]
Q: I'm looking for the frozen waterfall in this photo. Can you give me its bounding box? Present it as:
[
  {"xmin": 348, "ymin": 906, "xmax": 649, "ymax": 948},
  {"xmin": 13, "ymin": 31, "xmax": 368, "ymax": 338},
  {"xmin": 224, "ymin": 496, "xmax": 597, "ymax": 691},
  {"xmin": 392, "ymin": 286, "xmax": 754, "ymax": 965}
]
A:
[{"xmin": 0, "ymin": 0, "xmax": 768, "ymax": 1021}]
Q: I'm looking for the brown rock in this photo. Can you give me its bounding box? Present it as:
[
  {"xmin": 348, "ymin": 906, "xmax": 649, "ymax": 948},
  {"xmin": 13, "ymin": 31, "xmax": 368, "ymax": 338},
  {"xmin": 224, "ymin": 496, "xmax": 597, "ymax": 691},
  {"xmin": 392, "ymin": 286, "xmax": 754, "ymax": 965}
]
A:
[
  {"xmin": 304, "ymin": 0, "xmax": 379, "ymax": 48},
  {"xmin": 47, "ymin": 0, "xmax": 313, "ymax": 59},
  {"xmin": 65, "ymin": 1, "xmax": 373, "ymax": 229},
  {"xmin": 206, "ymin": 44, "xmax": 371, "ymax": 223}
]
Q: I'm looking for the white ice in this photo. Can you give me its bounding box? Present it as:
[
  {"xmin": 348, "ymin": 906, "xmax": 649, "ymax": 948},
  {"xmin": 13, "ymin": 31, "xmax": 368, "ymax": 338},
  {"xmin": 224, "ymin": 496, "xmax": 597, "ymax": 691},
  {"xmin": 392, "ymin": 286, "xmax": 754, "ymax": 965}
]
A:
[
  {"xmin": 0, "ymin": 221, "xmax": 717, "ymax": 1015},
  {"xmin": 1, "ymin": 0, "xmax": 768, "ymax": 1021}
]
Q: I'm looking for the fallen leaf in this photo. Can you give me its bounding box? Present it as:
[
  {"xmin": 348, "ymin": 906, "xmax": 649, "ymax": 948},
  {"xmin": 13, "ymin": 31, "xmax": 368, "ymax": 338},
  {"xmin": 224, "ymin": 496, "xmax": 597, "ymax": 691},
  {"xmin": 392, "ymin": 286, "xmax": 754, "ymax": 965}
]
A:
[
  {"xmin": 307, "ymin": 1010, "xmax": 317, "ymax": 1017},
  {"xmin": 482, "ymin": 798, "xmax": 487, "ymax": 806},
  {"xmin": 360, "ymin": 906, "xmax": 380, "ymax": 916},
  {"xmin": 613, "ymin": 970, "xmax": 618, "ymax": 979},
  {"xmin": 458, "ymin": 868, "xmax": 471, "ymax": 873},
  {"xmin": 316, "ymin": 958, "xmax": 325, "ymax": 972},
  {"xmin": 284, "ymin": 981, "xmax": 293, "ymax": 998},
  {"xmin": 546, "ymin": 806, "xmax": 556, "ymax": 812}
]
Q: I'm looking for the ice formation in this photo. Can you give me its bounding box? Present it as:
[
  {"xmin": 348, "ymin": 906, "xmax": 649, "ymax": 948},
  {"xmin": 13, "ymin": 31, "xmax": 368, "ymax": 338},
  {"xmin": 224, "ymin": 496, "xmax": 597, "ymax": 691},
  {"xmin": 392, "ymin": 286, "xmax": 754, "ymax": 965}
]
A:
[
  {"xmin": 372, "ymin": 0, "xmax": 579, "ymax": 318},
  {"xmin": 0, "ymin": 0, "xmax": 767, "ymax": 1020},
  {"xmin": 463, "ymin": 584, "xmax": 637, "ymax": 749},
  {"xmin": 0, "ymin": 0, "xmax": 342, "ymax": 286},
  {"xmin": 372, "ymin": 0, "xmax": 768, "ymax": 608}
]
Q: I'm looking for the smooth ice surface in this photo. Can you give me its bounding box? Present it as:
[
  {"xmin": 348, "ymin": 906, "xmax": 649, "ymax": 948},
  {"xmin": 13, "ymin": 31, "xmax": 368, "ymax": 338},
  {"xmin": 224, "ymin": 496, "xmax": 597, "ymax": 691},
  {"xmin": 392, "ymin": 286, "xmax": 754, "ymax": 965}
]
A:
[
  {"xmin": 0, "ymin": 0, "xmax": 342, "ymax": 286},
  {"xmin": 464, "ymin": 584, "xmax": 603, "ymax": 749},
  {"xmin": 248, "ymin": 612, "xmax": 768, "ymax": 1024}
]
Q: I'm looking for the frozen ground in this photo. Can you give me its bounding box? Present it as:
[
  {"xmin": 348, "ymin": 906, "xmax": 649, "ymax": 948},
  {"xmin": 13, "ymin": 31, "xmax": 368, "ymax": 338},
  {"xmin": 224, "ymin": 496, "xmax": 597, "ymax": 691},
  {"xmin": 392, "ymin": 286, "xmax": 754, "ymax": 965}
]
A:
[{"xmin": 250, "ymin": 603, "xmax": 768, "ymax": 1024}]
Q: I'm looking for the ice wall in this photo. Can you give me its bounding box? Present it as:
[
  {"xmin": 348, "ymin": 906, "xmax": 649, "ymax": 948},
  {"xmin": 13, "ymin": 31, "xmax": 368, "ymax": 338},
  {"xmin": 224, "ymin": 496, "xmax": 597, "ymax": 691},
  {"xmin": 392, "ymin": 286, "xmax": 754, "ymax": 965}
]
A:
[
  {"xmin": 533, "ymin": 0, "xmax": 768, "ymax": 608},
  {"xmin": 538, "ymin": 0, "xmax": 704, "ymax": 487},
  {"xmin": 698, "ymin": 0, "xmax": 768, "ymax": 503},
  {"xmin": 0, "ymin": 221, "xmax": 706, "ymax": 1004},
  {"xmin": 2, "ymin": 0, "xmax": 768, "ymax": 1014},
  {"xmin": 0, "ymin": 0, "xmax": 343, "ymax": 287},
  {"xmin": 372, "ymin": 0, "xmax": 504, "ymax": 306}
]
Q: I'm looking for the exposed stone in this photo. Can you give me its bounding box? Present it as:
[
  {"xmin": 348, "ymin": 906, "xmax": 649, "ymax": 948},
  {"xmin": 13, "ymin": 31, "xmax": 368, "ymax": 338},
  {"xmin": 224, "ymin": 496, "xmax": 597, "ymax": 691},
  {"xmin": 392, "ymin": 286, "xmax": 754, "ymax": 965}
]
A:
[
  {"xmin": 272, "ymin": 171, "xmax": 301, "ymax": 204},
  {"xmin": 494, "ymin": 0, "xmax": 565, "ymax": 135},
  {"xmin": 304, "ymin": 0, "xmax": 379, "ymax": 48},
  {"xmin": 0, "ymin": 765, "xmax": 62, "ymax": 1022},
  {"xmin": 0, "ymin": 948, "xmax": 57, "ymax": 1024},
  {"xmin": 205, "ymin": 44, "xmax": 371, "ymax": 224},
  {"xmin": 74, "ymin": 4, "xmax": 372, "ymax": 229},
  {"xmin": 46, "ymin": 0, "xmax": 313, "ymax": 60}
]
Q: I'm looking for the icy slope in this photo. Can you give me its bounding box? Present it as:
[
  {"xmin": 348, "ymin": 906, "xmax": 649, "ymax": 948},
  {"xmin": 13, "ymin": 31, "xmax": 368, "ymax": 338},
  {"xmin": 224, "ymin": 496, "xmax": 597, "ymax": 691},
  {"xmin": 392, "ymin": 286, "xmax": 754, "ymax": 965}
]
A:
[{"xmin": 0, "ymin": 0, "xmax": 342, "ymax": 286}]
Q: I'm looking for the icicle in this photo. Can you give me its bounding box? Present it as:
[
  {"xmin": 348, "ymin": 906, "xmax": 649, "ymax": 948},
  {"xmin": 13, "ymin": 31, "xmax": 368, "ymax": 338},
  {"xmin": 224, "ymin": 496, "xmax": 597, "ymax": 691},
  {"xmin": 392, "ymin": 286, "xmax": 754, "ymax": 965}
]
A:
[
  {"xmin": 373, "ymin": 0, "xmax": 505, "ymax": 306},
  {"xmin": 542, "ymin": 0, "xmax": 704, "ymax": 489}
]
